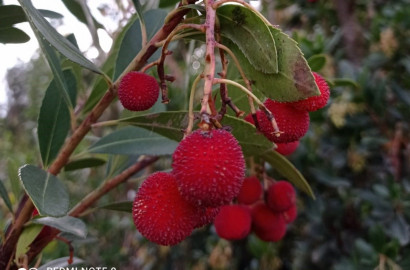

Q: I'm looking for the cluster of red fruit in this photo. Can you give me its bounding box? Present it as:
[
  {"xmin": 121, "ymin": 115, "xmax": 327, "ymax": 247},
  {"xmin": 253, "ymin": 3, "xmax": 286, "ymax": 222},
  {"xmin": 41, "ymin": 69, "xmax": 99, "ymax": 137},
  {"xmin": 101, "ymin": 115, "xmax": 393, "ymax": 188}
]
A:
[
  {"xmin": 213, "ymin": 177, "xmax": 297, "ymax": 242},
  {"xmin": 245, "ymin": 72, "xmax": 330, "ymax": 156},
  {"xmin": 132, "ymin": 128, "xmax": 246, "ymax": 246}
]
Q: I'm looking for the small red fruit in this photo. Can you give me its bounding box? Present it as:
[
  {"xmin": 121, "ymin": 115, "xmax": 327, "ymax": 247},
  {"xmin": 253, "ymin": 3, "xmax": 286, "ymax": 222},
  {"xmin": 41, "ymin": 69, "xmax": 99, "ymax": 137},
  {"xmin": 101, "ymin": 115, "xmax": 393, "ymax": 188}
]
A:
[
  {"xmin": 118, "ymin": 71, "xmax": 159, "ymax": 111},
  {"xmin": 195, "ymin": 207, "xmax": 220, "ymax": 228},
  {"xmin": 172, "ymin": 129, "xmax": 245, "ymax": 207},
  {"xmin": 275, "ymin": 141, "xmax": 300, "ymax": 156},
  {"xmin": 290, "ymin": 72, "xmax": 330, "ymax": 112},
  {"xmin": 266, "ymin": 181, "xmax": 296, "ymax": 212},
  {"xmin": 214, "ymin": 205, "xmax": 252, "ymax": 240},
  {"xmin": 132, "ymin": 172, "xmax": 198, "ymax": 246},
  {"xmin": 251, "ymin": 202, "xmax": 287, "ymax": 242},
  {"xmin": 237, "ymin": 176, "xmax": 263, "ymax": 205},
  {"xmin": 282, "ymin": 205, "xmax": 297, "ymax": 224}
]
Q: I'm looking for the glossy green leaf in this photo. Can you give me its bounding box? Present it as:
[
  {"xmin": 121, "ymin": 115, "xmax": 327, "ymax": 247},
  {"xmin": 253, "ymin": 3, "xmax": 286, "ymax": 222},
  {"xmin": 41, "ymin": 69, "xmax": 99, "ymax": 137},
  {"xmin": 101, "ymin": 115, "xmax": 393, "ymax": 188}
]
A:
[
  {"xmin": 64, "ymin": 157, "xmax": 106, "ymax": 171},
  {"xmin": 15, "ymin": 224, "xmax": 42, "ymax": 260},
  {"xmin": 19, "ymin": 165, "xmax": 69, "ymax": 217},
  {"xmin": 32, "ymin": 216, "xmax": 87, "ymax": 238},
  {"xmin": 38, "ymin": 257, "xmax": 84, "ymax": 270},
  {"xmin": 223, "ymin": 26, "xmax": 320, "ymax": 102},
  {"xmin": 0, "ymin": 5, "xmax": 62, "ymax": 28},
  {"xmin": 308, "ymin": 54, "xmax": 326, "ymax": 71},
  {"xmin": 331, "ymin": 78, "xmax": 359, "ymax": 88},
  {"xmin": 118, "ymin": 111, "xmax": 274, "ymax": 157},
  {"xmin": 61, "ymin": 0, "xmax": 103, "ymax": 29},
  {"xmin": 98, "ymin": 201, "xmax": 132, "ymax": 213},
  {"xmin": 7, "ymin": 159, "xmax": 21, "ymax": 198},
  {"xmin": 18, "ymin": 0, "xmax": 103, "ymax": 75},
  {"xmin": 217, "ymin": 5, "xmax": 277, "ymax": 73},
  {"xmin": 38, "ymin": 69, "xmax": 77, "ymax": 167},
  {"xmin": 0, "ymin": 179, "xmax": 13, "ymax": 213},
  {"xmin": 159, "ymin": 0, "xmax": 180, "ymax": 8},
  {"xmin": 82, "ymin": 15, "xmax": 138, "ymax": 113},
  {"xmin": 262, "ymin": 150, "xmax": 315, "ymax": 198},
  {"xmin": 0, "ymin": 27, "xmax": 30, "ymax": 43},
  {"xmin": 89, "ymin": 126, "xmax": 179, "ymax": 156},
  {"xmin": 113, "ymin": 9, "xmax": 166, "ymax": 80},
  {"xmin": 131, "ymin": 0, "xmax": 145, "ymax": 36}
]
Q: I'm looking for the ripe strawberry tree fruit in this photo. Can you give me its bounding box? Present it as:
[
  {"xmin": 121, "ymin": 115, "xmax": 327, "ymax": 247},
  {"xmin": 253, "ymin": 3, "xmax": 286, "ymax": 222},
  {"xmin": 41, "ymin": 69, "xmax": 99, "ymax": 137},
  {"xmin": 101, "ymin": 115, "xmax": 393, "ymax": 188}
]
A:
[
  {"xmin": 118, "ymin": 71, "xmax": 159, "ymax": 111},
  {"xmin": 0, "ymin": 0, "xmax": 326, "ymax": 267}
]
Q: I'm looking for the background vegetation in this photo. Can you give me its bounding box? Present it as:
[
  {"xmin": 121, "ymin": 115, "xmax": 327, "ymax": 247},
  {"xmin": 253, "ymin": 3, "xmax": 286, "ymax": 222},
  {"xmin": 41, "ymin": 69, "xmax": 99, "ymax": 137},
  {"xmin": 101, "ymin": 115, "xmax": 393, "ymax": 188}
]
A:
[{"xmin": 1, "ymin": 0, "xmax": 409, "ymax": 269}]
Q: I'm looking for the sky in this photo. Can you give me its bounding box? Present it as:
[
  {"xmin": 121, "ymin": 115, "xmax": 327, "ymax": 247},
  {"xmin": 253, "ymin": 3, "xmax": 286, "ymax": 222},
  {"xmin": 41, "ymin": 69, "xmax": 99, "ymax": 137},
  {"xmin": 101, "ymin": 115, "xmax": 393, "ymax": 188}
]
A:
[{"xmin": 0, "ymin": 0, "xmax": 116, "ymax": 116}]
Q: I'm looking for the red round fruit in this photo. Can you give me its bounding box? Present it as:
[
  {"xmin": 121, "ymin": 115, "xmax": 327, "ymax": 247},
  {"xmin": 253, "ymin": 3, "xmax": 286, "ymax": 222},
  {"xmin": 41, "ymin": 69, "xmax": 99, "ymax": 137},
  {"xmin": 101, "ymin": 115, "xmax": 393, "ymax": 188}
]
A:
[
  {"xmin": 172, "ymin": 129, "xmax": 245, "ymax": 207},
  {"xmin": 237, "ymin": 176, "xmax": 263, "ymax": 205},
  {"xmin": 132, "ymin": 172, "xmax": 198, "ymax": 246},
  {"xmin": 251, "ymin": 202, "xmax": 287, "ymax": 242},
  {"xmin": 282, "ymin": 205, "xmax": 297, "ymax": 224},
  {"xmin": 275, "ymin": 141, "xmax": 300, "ymax": 156},
  {"xmin": 290, "ymin": 72, "xmax": 330, "ymax": 112},
  {"xmin": 118, "ymin": 71, "xmax": 159, "ymax": 111},
  {"xmin": 266, "ymin": 181, "xmax": 296, "ymax": 212},
  {"xmin": 263, "ymin": 99, "xmax": 310, "ymax": 143},
  {"xmin": 195, "ymin": 207, "xmax": 220, "ymax": 228},
  {"xmin": 214, "ymin": 205, "xmax": 252, "ymax": 240}
]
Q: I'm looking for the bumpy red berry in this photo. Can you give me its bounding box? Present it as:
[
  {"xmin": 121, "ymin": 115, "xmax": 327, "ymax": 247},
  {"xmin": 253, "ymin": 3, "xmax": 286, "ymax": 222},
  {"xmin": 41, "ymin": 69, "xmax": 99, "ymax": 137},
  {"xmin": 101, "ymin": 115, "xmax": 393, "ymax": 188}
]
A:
[
  {"xmin": 132, "ymin": 172, "xmax": 198, "ymax": 246},
  {"xmin": 172, "ymin": 129, "xmax": 245, "ymax": 207},
  {"xmin": 237, "ymin": 176, "xmax": 263, "ymax": 205},
  {"xmin": 282, "ymin": 205, "xmax": 297, "ymax": 224},
  {"xmin": 267, "ymin": 181, "xmax": 296, "ymax": 212},
  {"xmin": 251, "ymin": 202, "xmax": 287, "ymax": 242},
  {"xmin": 195, "ymin": 207, "xmax": 220, "ymax": 228},
  {"xmin": 290, "ymin": 72, "xmax": 330, "ymax": 112},
  {"xmin": 214, "ymin": 205, "xmax": 251, "ymax": 240},
  {"xmin": 275, "ymin": 141, "xmax": 300, "ymax": 156},
  {"xmin": 118, "ymin": 71, "xmax": 159, "ymax": 111}
]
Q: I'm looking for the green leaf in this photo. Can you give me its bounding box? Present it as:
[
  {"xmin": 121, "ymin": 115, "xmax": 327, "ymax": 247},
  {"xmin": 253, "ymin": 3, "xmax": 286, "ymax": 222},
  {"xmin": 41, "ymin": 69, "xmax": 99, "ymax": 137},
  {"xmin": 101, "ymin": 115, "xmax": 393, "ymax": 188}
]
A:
[
  {"xmin": 38, "ymin": 69, "xmax": 77, "ymax": 167},
  {"xmin": 159, "ymin": 0, "xmax": 180, "ymax": 8},
  {"xmin": 98, "ymin": 201, "xmax": 132, "ymax": 213},
  {"xmin": 19, "ymin": 164, "xmax": 69, "ymax": 217},
  {"xmin": 131, "ymin": 0, "xmax": 145, "ymax": 36},
  {"xmin": 113, "ymin": 9, "xmax": 167, "ymax": 80},
  {"xmin": 32, "ymin": 216, "xmax": 87, "ymax": 238},
  {"xmin": 38, "ymin": 257, "xmax": 84, "ymax": 270},
  {"xmin": 223, "ymin": 26, "xmax": 320, "ymax": 102},
  {"xmin": 18, "ymin": 0, "xmax": 104, "ymax": 75},
  {"xmin": 61, "ymin": 0, "xmax": 103, "ymax": 29},
  {"xmin": 262, "ymin": 150, "xmax": 315, "ymax": 198},
  {"xmin": 331, "ymin": 78, "xmax": 359, "ymax": 88},
  {"xmin": 89, "ymin": 126, "xmax": 179, "ymax": 156},
  {"xmin": 64, "ymin": 157, "xmax": 106, "ymax": 172},
  {"xmin": 0, "ymin": 5, "xmax": 62, "ymax": 28},
  {"xmin": 0, "ymin": 179, "xmax": 13, "ymax": 213},
  {"xmin": 308, "ymin": 54, "xmax": 326, "ymax": 71},
  {"xmin": 118, "ymin": 111, "xmax": 274, "ymax": 157},
  {"xmin": 15, "ymin": 224, "xmax": 43, "ymax": 260},
  {"xmin": 0, "ymin": 27, "xmax": 30, "ymax": 43},
  {"xmin": 217, "ymin": 5, "xmax": 278, "ymax": 73},
  {"xmin": 8, "ymin": 159, "xmax": 21, "ymax": 198}
]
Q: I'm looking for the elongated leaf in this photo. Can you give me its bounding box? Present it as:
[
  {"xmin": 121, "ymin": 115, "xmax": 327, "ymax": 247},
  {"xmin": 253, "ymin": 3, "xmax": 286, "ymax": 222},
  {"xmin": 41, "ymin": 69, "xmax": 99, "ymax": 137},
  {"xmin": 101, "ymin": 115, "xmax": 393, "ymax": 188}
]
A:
[
  {"xmin": 217, "ymin": 5, "xmax": 278, "ymax": 73},
  {"xmin": 224, "ymin": 28, "xmax": 319, "ymax": 102},
  {"xmin": 308, "ymin": 54, "xmax": 326, "ymax": 71},
  {"xmin": 19, "ymin": 165, "xmax": 69, "ymax": 217},
  {"xmin": 18, "ymin": 0, "xmax": 103, "ymax": 75},
  {"xmin": 0, "ymin": 5, "xmax": 62, "ymax": 28},
  {"xmin": 99, "ymin": 201, "xmax": 132, "ymax": 213},
  {"xmin": 0, "ymin": 27, "xmax": 30, "ymax": 43},
  {"xmin": 0, "ymin": 179, "xmax": 13, "ymax": 212},
  {"xmin": 15, "ymin": 224, "xmax": 42, "ymax": 260},
  {"xmin": 131, "ymin": 0, "xmax": 145, "ymax": 35},
  {"xmin": 33, "ymin": 216, "xmax": 87, "ymax": 238},
  {"xmin": 64, "ymin": 157, "xmax": 106, "ymax": 171},
  {"xmin": 38, "ymin": 257, "xmax": 84, "ymax": 270},
  {"xmin": 38, "ymin": 69, "xmax": 77, "ymax": 167},
  {"xmin": 89, "ymin": 126, "xmax": 179, "ymax": 156},
  {"xmin": 83, "ymin": 15, "xmax": 138, "ymax": 113},
  {"xmin": 118, "ymin": 111, "xmax": 274, "ymax": 157},
  {"xmin": 8, "ymin": 159, "xmax": 21, "ymax": 198},
  {"xmin": 159, "ymin": 0, "xmax": 180, "ymax": 8},
  {"xmin": 61, "ymin": 0, "xmax": 103, "ymax": 29},
  {"xmin": 262, "ymin": 150, "xmax": 315, "ymax": 198},
  {"xmin": 113, "ymin": 9, "xmax": 166, "ymax": 80}
]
